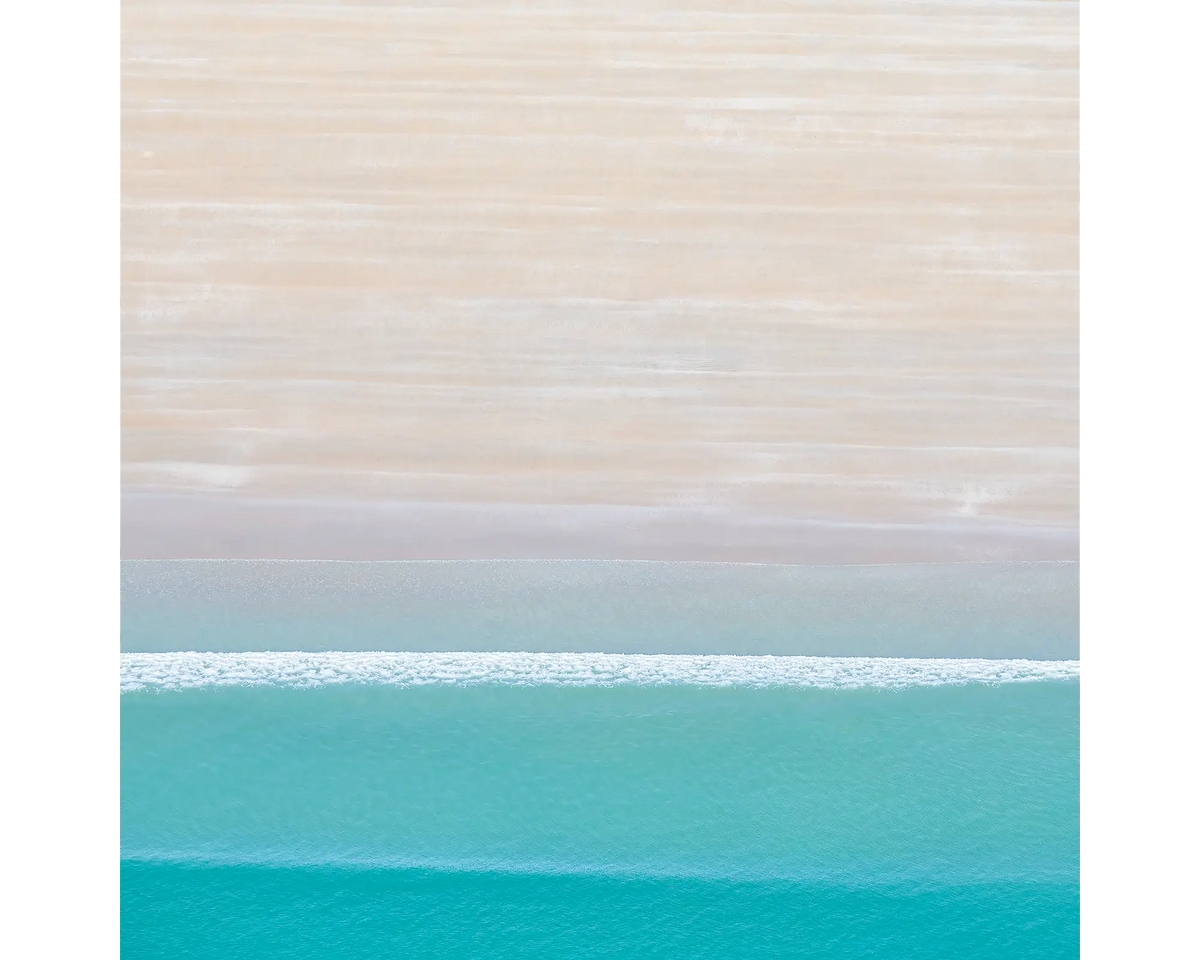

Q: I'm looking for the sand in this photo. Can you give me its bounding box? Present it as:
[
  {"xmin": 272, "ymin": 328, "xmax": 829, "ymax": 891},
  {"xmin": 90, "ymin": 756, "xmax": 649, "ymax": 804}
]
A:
[{"xmin": 122, "ymin": 0, "xmax": 1078, "ymax": 561}]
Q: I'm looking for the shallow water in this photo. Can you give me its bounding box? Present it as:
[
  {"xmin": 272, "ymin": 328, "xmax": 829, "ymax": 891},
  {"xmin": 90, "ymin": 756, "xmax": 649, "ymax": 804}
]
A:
[{"xmin": 121, "ymin": 559, "xmax": 1080, "ymax": 658}]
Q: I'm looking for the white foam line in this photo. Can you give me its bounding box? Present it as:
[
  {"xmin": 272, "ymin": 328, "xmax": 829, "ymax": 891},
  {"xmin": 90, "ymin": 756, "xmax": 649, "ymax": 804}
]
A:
[{"xmin": 120, "ymin": 651, "xmax": 1079, "ymax": 692}]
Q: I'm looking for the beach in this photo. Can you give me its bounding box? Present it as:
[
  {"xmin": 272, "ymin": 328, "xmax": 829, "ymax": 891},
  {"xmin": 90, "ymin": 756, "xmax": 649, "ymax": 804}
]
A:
[{"xmin": 120, "ymin": 7, "xmax": 1080, "ymax": 952}]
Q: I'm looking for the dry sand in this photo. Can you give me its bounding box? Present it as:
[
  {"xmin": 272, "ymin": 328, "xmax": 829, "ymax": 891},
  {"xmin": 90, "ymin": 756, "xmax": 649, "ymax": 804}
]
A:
[{"xmin": 122, "ymin": 0, "xmax": 1078, "ymax": 560}]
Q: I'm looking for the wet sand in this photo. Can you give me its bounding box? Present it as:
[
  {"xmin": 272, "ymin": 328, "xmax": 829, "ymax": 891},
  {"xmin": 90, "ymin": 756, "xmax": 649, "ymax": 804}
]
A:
[{"xmin": 123, "ymin": 491, "xmax": 1077, "ymax": 562}]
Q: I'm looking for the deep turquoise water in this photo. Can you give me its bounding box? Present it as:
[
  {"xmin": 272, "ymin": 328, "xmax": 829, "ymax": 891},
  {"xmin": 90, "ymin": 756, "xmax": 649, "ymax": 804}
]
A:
[
  {"xmin": 122, "ymin": 863, "xmax": 1078, "ymax": 959},
  {"xmin": 122, "ymin": 680, "xmax": 1078, "ymax": 957}
]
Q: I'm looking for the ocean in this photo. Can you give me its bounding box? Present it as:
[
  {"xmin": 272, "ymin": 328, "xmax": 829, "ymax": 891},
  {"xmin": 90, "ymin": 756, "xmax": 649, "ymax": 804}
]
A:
[{"xmin": 121, "ymin": 562, "xmax": 1079, "ymax": 958}]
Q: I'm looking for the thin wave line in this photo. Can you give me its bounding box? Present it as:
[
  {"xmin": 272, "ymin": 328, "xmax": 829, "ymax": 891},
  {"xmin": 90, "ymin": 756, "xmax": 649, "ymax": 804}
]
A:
[{"xmin": 118, "ymin": 850, "xmax": 1077, "ymax": 887}]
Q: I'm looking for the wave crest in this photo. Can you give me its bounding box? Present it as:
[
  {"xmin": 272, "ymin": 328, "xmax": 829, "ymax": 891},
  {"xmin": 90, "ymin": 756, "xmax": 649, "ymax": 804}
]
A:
[{"xmin": 121, "ymin": 651, "xmax": 1079, "ymax": 691}]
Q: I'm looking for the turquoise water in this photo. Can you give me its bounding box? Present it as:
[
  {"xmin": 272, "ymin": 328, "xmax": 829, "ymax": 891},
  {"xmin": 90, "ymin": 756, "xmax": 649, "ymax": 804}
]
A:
[
  {"xmin": 122, "ymin": 865, "xmax": 1077, "ymax": 959},
  {"xmin": 123, "ymin": 680, "xmax": 1078, "ymax": 957}
]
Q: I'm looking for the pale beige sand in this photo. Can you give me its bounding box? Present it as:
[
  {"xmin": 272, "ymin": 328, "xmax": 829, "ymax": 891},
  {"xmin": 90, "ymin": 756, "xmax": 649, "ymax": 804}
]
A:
[{"xmin": 122, "ymin": 0, "xmax": 1077, "ymax": 560}]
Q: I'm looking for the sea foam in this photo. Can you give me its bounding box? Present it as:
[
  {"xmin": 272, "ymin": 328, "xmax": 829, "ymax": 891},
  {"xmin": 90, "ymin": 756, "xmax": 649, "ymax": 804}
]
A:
[{"xmin": 121, "ymin": 651, "xmax": 1079, "ymax": 692}]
